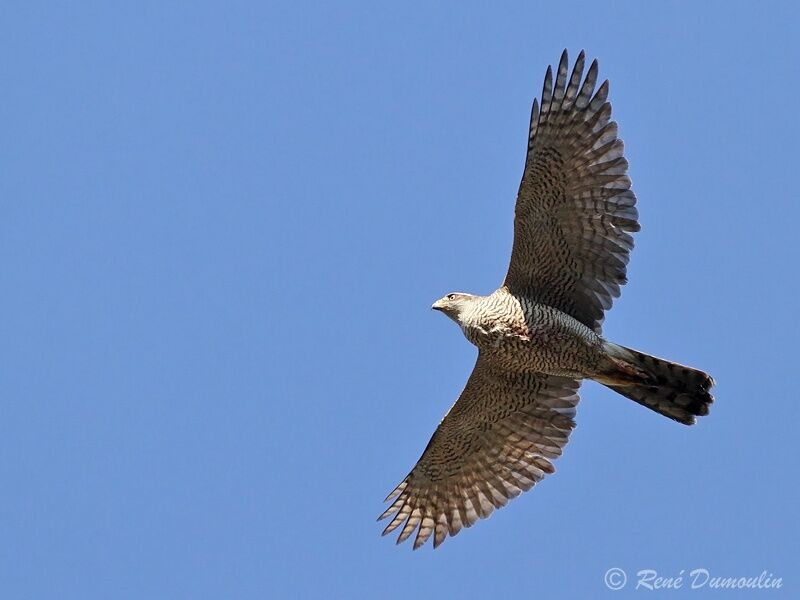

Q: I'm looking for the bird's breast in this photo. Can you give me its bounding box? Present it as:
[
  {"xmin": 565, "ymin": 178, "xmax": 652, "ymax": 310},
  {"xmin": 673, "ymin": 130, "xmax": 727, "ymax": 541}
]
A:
[{"xmin": 463, "ymin": 298, "xmax": 601, "ymax": 376}]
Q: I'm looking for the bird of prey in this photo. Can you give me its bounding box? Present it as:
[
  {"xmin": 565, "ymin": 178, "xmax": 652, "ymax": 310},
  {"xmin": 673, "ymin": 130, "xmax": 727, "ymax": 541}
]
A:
[{"xmin": 379, "ymin": 50, "xmax": 715, "ymax": 550}]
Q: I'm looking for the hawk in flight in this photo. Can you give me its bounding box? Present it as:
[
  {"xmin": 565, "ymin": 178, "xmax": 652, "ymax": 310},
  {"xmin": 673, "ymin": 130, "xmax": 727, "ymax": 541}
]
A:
[{"xmin": 379, "ymin": 50, "xmax": 715, "ymax": 549}]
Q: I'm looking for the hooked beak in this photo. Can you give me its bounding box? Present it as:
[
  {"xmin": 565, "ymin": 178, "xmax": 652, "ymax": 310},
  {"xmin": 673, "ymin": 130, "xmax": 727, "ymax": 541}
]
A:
[{"xmin": 431, "ymin": 299, "xmax": 445, "ymax": 311}]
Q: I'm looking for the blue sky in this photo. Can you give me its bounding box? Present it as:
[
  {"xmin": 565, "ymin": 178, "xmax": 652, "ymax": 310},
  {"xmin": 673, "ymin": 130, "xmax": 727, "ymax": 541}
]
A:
[{"xmin": 1, "ymin": 1, "xmax": 798, "ymax": 598}]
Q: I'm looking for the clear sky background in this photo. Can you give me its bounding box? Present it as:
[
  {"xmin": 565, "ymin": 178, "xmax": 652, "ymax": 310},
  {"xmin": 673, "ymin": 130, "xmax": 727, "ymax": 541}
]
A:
[{"xmin": 1, "ymin": 1, "xmax": 798, "ymax": 598}]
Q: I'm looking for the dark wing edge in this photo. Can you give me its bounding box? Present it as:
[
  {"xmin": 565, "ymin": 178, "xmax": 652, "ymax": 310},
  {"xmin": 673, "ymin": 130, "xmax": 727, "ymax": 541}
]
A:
[
  {"xmin": 505, "ymin": 49, "xmax": 640, "ymax": 332},
  {"xmin": 378, "ymin": 355, "xmax": 580, "ymax": 549}
]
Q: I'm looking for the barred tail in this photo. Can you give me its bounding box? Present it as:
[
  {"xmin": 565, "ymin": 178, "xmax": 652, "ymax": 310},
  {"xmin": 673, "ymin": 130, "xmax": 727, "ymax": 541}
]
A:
[{"xmin": 598, "ymin": 343, "xmax": 715, "ymax": 425}]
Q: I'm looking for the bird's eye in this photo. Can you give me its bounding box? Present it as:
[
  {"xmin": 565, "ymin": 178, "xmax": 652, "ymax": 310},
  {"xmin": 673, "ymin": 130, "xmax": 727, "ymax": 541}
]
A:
[{"xmin": 447, "ymin": 294, "xmax": 456, "ymax": 300}]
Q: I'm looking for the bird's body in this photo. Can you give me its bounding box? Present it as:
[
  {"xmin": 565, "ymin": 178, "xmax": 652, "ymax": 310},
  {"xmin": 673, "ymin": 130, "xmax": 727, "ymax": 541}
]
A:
[
  {"xmin": 454, "ymin": 288, "xmax": 602, "ymax": 378},
  {"xmin": 380, "ymin": 50, "xmax": 715, "ymax": 550}
]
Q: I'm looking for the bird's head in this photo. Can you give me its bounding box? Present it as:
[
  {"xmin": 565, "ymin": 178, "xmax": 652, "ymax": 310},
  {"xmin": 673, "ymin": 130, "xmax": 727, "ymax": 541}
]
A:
[{"xmin": 431, "ymin": 292, "xmax": 477, "ymax": 324}]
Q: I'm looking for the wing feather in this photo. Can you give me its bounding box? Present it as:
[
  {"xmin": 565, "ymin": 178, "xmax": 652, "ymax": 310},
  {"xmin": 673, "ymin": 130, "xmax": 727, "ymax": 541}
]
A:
[
  {"xmin": 506, "ymin": 50, "xmax": 639, "ymax": 332},
  {"xmin": 379, "ymin": 354, "xmax": 580, "ymax": 549}
]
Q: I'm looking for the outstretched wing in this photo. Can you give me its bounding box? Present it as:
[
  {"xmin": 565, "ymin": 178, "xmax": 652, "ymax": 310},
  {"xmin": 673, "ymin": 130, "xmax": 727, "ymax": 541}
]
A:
[
  {"xmin": 379, "ymin": 354, "xmax": 580, "ymax": 549},
  {"xmin": 505, "ymin": 49, "xmax": 639, "ymax": 333}
]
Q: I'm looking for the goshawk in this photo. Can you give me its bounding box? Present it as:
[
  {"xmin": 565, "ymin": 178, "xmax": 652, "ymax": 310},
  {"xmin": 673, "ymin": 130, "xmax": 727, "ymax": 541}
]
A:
[{"xmin": 379, "ymin": 50, "xmax": 714, "ymax": 550}]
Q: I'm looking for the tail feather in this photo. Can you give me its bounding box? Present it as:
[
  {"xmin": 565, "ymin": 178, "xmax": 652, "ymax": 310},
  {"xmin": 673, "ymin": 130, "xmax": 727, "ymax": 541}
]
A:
[{"xmin": 599, "ymin": 343, "xmax": 715, "ymax": 425}]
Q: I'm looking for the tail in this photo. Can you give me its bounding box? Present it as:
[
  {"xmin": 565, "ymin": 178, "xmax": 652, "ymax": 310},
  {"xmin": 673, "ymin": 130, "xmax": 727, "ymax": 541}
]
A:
[{"xmin": 597, "ymin": 343, "xmax": 715, "ymax": 425}]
